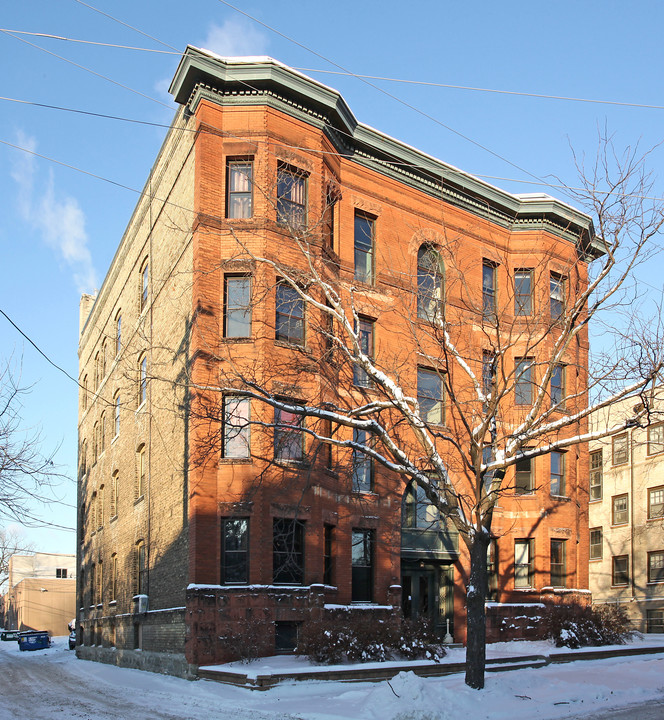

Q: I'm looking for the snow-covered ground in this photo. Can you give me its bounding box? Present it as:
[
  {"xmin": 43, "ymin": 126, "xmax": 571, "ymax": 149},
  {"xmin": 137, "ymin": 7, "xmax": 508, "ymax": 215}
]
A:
[{"xmin": 1, "ymin": 635, "xmax": 663, "ymax": 720}]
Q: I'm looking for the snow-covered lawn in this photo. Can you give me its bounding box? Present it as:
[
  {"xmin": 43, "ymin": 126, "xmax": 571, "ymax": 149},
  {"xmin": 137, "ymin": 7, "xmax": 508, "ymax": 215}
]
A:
[{"xmin": 1, "ymin": 635, "xmax": 663, "ymax": 719}]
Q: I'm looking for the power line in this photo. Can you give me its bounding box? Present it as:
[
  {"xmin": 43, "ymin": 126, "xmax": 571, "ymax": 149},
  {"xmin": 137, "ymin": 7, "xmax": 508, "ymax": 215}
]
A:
[
  {"xmin": 0, "ymin": 29, "xmax": 179, "ymax": 54},
  {"xmin": 72, "ymin": 0, "xmax": 178, "ymax": 51},
  {"xmin": 294, "ymin": 67, "xmax": 664, "ymax": 112}
]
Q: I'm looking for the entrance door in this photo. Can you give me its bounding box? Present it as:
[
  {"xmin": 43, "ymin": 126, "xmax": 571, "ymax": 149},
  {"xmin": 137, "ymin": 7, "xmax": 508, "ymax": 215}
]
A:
[{"xmin": 401, "ymin": 563, "xmax": 453, "ymax": 636}]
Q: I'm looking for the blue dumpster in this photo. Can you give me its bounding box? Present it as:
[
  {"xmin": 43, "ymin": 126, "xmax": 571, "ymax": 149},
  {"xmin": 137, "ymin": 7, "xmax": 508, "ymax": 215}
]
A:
[{"xmin": 18, "ymin": 631, "xmax": 51, "ymax": 651}]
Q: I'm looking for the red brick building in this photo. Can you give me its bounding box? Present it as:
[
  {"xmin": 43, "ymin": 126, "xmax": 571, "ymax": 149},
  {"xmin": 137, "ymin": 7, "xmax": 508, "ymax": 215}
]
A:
[{"xmin": 77, "ymin": 48, "xmax": 596, "ymax": 676}]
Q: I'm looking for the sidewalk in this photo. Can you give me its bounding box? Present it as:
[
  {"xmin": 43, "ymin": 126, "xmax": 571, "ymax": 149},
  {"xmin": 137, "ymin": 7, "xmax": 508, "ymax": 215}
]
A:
[{"xmin": 198, "ymin": 638, "xmax": 664, "ymax": 690}]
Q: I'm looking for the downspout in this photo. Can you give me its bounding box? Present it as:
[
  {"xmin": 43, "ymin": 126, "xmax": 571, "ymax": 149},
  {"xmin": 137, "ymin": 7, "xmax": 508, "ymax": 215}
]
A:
[{"xmin": 630, "ymin": 427, "xmax": 636, "ymax": 600}]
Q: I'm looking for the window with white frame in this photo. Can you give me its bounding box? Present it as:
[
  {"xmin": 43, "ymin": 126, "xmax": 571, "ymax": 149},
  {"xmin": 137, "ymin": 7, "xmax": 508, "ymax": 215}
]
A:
[
  {"xmin": 590, "ymin": 449, "xmax": 603, "ymax": 501},
  {"xmin": 227, "ymin": 160, "xmax": 253, "ymax": 219}
]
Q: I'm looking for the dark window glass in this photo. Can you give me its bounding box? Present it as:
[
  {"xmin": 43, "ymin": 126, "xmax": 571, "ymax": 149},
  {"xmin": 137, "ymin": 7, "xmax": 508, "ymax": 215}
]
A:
[
  {"xmin": 417, "ymin": 245, "xmax": 443, "ymax": 320},
  {"xmin": 274, "ymin": 406, "xmax": 303, "ymax": 461},
  {"xmin": 550, "ymin": 452, "xmax": 565, "ymax": 496},
  {"xmin": 550, "ymin": 539, "xmax": 566, "ymax": 587},
  {"xmin": 647, "ymin": 609, "xmax": 664, "ymax": 633},
  {"xmin": 227, "ymin": 161, "xmax": 253, "ymax": 219},
  {"xmin": 324, "ymin": 525, "xmax": 334, "ymax": 586},
  {"xmin": 225, "ymin": 276, "xmax": 252, "ymax": 337},
  {"xmin": 590, "ymin": 527, "xmax": 602, "ymax": 560},
  {"xmin": 482, "ymin": 261, "xmax": 496, "ymax": 315},
  {"xmin": 612, "ymin": 555, "xmax": 629, "ymax": 586},
  {"xmin": 351, "ymin": 529, "xmax": 373, "ymax": 602},
  {"xmin": 551, "ymin": 364, "xmax": 565, "ymax": 407},
  {"xmin": 137, "ymin": 542, "xmax": 147, "ymax": 595},
  {"xmin": 354, "ymin": 212, "xmax": 374, "ymax": 283},
  {"xmin": 515, "ymin": 456, "xmax": 533, "ymax": 494},
  {"xmin": 275, "ymin": 283, "xmax": 304, "ymax": 344},
  {"xmin": 515, "ymin": 359, "xmax": 533, "ymax": 405},
  {"xmin": 273, "ymin": 518, "xmax": 304, "ymax": 584},
  {"xmin": 353, "ymin": 318, "xmax": 374, "ymax": 387},
  {"xmin": 277, "ymin": 166, "xmax": 307, "ymax": 228},
  {"xmin": 417, "ymin": 368, "xmax": 443, "ymax": 424},
  {"xmin": 275, "ymin": 621, "xmax": 300, "ymax": 652},
  {"xmin": 550, "ymin": 273, "xmax": 564, "ymax": 320},
  {"xmin": 221, "ymin": 518, "xmax": 249, "ymax": 584},
  {"xmin": 352, "ymin": 428, "xmax": 373, "ymax": 492},
  {"xmin": 514, "ymin": 269, "xmax": 532, "ymax": 316}
]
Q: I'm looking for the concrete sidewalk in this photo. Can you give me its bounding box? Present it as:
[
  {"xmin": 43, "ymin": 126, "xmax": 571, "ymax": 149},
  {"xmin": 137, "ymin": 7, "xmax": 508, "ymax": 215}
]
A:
[{"xmin": 197, "ymin": 643, "xmax": 664, "ymax": 690}]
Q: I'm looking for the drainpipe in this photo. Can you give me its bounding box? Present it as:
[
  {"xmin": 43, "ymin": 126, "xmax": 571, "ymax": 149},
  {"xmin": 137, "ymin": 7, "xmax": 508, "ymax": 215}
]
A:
[{"xmin": 630, "ymin": 427, "xmax": 636, "ymax": 601}]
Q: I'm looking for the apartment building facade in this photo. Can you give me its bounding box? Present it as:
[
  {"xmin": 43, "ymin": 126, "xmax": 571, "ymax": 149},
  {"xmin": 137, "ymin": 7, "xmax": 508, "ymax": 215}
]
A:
[
  {"xmin": 77, "ymin": 48, "xmax": 597, "ymax": 676},
  {"xmin": 589, "ymin": 390, "xmax": 664, "ymax": 632}
]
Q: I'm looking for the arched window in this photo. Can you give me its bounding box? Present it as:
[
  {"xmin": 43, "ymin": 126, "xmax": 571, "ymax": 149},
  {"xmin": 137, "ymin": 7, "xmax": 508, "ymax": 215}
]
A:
[
  {"xmin": 402, "ymin": 481, "xmax": 442, "ymax": 531},
  {"xmin": 138, "ymin": 353, "xmax": 147, "ymax": 407},
  {"xmin": 115, "ymin": 311, "xmax": 122, "ymax": 358},
  {"xmin": 417, "ymin": 245, "xmax": 444, "ymax": 321},
  {"xmin": 139, "ymin": 258, "xmax": 149, "ymax": 312},
  {"xmin": 110, "ymin": 471, "xmax": 119, "ymax": 518},
  {"xmin": 136, "ymin": 444, "xmax": 146, "ymax": 499},
  {"xmin": 111, "ymin": 553, "xmax": 118, "ymax": 601},
  {"xmin": 98, "ymin": 485, "xmax": 104, "ymax": 529},
  {"xmin": 135, "ymin": 541, "xmax": 147, "ymax": 595},
  {"xmin": 114, "ymin": 392, "xmax": 121, "ymax": 438}
]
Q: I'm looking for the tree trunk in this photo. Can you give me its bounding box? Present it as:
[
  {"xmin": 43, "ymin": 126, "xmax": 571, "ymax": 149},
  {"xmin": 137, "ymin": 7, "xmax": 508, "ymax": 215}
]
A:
[{"xmin": 464, "ymin": 533, "xmax": 489, "ymax": 689}]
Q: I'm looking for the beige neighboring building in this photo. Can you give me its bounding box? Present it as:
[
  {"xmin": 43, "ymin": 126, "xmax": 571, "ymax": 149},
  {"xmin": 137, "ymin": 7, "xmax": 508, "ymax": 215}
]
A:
[
  {"xmin": 589, "ymin": 390, "xmax": 664, "ymax": 632},
  {"xmin": 3, "ymin": 553, "xmax": 76, "ymax": 636}
]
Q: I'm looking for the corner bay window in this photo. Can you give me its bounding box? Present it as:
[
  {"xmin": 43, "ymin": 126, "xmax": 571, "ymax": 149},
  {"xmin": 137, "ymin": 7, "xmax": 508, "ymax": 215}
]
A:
[
  {"xmin": 225, "ymin": 276, "xmax": 252, "ymax": 337},
  {"xmin": 274, "ymin": 405, "xmax": 303, "ymax": 461},
  {"xmin": 514, "ymin": 269, "xmax": 532, "ymax": 316},
  {"xmin": 351, "ymin": 529, "xmax": 374, "ymax": 602},
  {"xmin": 353, "ymin": 317, "xmax": 374, "ymax": 388},
  {"xmin": 550, "ymin": 273, "xmax": 564, "ymax": 320},
  {"xmin": 273, "ymin": 518, "xmax": 304, "ymax": 584},
  {"xmin": 354, "ymin": 211, "xmax": 375, "ymax": 284},
  {"xmin": 275, "ymin": 282, "xmax": 304, "ymax": 345},
  {"xmin": 222, "ymin": 396, "xmax": 250, "ymax": 459},
  {"xmin": 482, "ymin": 260, "xmax": 496, "ymax": 315},
  {"xmin": 221, "ymin": 518, "xmax": 249, "ymax": 584},
  {"xmin": 227, "ymin": 160, "xmax": 253, "ymax": 219},
  {"xmin": 352, "ymin": 428, "xmax": 373, "ymax": 492},
  {"xmin": 515, "ymin": 358, "xmax": 533, "ymax": 405},
  {"xmin": 277, "ymin": 165, "xmax": 307, "ymax": 228},
  {"xmin": 417, "ymin": 244, "xmax": 443, "ymax": 320}
]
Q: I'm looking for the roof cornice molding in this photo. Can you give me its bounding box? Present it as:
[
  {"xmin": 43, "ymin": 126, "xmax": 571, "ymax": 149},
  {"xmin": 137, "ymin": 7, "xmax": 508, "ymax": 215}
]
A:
[{"xmin": 170, "ymin": 46, "xmax": 599, "ymax": 254}]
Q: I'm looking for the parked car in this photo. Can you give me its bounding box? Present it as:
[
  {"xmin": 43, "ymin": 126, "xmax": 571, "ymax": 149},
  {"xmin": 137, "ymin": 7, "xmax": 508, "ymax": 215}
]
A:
[
  {"xmin": 68, "ymin": 631, "xmax": 76, "ymax": 650},
  {"xmin": 1, "ymin": 630, "xmax": 19, "ymax": 641}
]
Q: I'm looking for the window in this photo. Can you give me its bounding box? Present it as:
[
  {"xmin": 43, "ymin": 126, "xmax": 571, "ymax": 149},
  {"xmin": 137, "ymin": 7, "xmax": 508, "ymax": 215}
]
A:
[
  {"xmin": 550, "ymin": 273, "xmax": 564, "ymax": 320},
  {"xmin": 354, "ymin": 211, "xmax": 375, "ymax": 284},
  {"xmin": 550, "ymin": 539, "xmax": 566, "ymax": 588},
  {"xmin": 612, "ymin": 433, "xmax": 628, "ymax": 465},
  {"xmin": 101, "ymin": 340, "xmax": 107, "ymax": 380},
  {"xmin": 590, "ymin": 450, "xmax": 603, "ymax": 501},
  {"xmin": 402, "ymin": 481, "xmax": 442, "ymax": 531},
  {"xmin": 114, "ymin": 392, "xmax": 120, "ymax": 438},
  {"xmin": 110, "ymin": 471, "xmax": 118, "ymax": 518},
  {"xmin": 82, "ymin": 374, "xmax": 88, "ymax": 411},
  {"xmin": 482, "ymin": 351, "xmax": 495, "ymax": 412},
  {"xmin": 612, "ymin": 494, "xmax": 628, "ymax": 525},
  {"xmin": 136, "ymin": 445, "xmax": 146, "ymax": 499},
  {"xmin": 323, "ymin": 181, "xmax": 340, "ymax": 249},
  {"xmin": 482, "ymin": 261, "xmax": 497, "ymax": 315},
  {"xmin": 515, "ymin": 358, "xmax": 533, "ymax": 405},
  {"xmin": 94, "ymin": 351, "xmax": 100, "ymax": 390},
  {"xmin": 515, "ymin": 456, "xmax": 533, "ymax": 494},
  {"xmin": 140, "ymin": 259, "xmax": 149, "ymax": 313},
  {"xmin": 227, "ymin": 160, "xmax": 253, "ymax": 219},
  {"xmin": 136, "ymin": 541, "xmax": 147, "ymax": 595},
  {"xmin": 99, "ymin": 412, "xmax": 106, "ymax": 455},
  {"xmin": 111, "ymin": 554, "xmax": 118, "ymax": 601},
  {"xmin": 273, "ymin": 518, "xmax": 304, "ymax": 584},
  {"xmin": 323, "ymin": 525, "xmax": 334, "ymax": 586},
  {"xmin": 550, "ymin": 452, "xmax": 565, "ymax": 496},
  {"xmin": 648, "ymin": 487, "xmax": 664, "ymax": 519},
  {"xmin": 275, "ymin": 621, "xmax": 300, "ymax": 652},
  {"xmin": 487, "ymin": 539, "xmax": 499, "ymax": 602},
  {"xmin": 612, "ymin": 555, "xmax": 629, "ymax": 586},
  {"xmin": 138, "ymin": 354, "xmax": 147, "ymax": 407},
  {"xmin": 648, "ymin": 551, "xmax": 664, "ymax": 583},
  {"xmin": 648, "ymin": 423, "xmax": 664, "ymax": 456},
  {"xmin": 590, "ymin": 527, "xmax": 603, "ymax": 560},
  {"xmin": 647, "ymin": 609, "xmax": 664, "ymax": 633},
  {"xmin": 90, "ymin": 494, "xmax": 97, "ymax": 534},
  {"xmin": 92, "ymin": 423, "xmax": 99, "ymax": 463},
  {"xmin": 352, "ymin": 428, "xmax": 373, "ymax": 492},
  {"xmin": 96, "ymin": 561, "xmax": 103, "ymax": 604},
  {"xmin": 551, "ymin": 364, "xmax": 565, "ymax": 407},
  {"xmin": 222, "ymin": 396, "xmax": 250, "ymax": 459},
  {"xmin": 353, "ymin": 317, "xmax": 374, "ymax": 388},
  {"xmin": 417, "ymin": 245, "xmax": 443, "ymax": 321},
  {"xmin": 224, "ymin": 275, "xmax": 252, "ymax": 337},
  {"xmin": 274, "ymin": 406, "xmax": 303, "ymax": 461},
  {"xmin": 275, "ymin": 282, "xmax": 304, "ymax": 345},
  {"xmin": 277, "ymin": 165, "xmax": 307, "ymax": 228},
  {"xmin": 514, "ymin": 539, "xmax": 534, "ymax": 588},
  {"xmin": 351, "ymin": 529, "xmax": 374, "ymax": 602},
  {"xmin": 514, "ymin": 269, "xmax": 532, "ymax": 316},
  {"xmin": 97, "ymin": 485, "xmax": 104, "ymax": 529},
  {"xmin": 221, "ymin": 518, "xmax": 249, "ymax": 584},
  {"xmin": 417, "ymin": 368, "xmax": 443, "ymax": 424},
  {"xmin": 56, "ymin": 568, "xmax": 67, "ymax": 579},
  {"xmin": 115, "ymin": 312, "xmax": 121, "ymax": 358}
]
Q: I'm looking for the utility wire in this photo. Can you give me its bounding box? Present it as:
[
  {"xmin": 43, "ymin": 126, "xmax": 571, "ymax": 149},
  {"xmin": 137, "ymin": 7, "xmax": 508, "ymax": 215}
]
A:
[
  {"xmin": 72, "ymin": 0, "xmax": 179, "ymax": 51},
  {"xmin": 0, "ymin": 29, "xmax": 179, "ymax": 54}
]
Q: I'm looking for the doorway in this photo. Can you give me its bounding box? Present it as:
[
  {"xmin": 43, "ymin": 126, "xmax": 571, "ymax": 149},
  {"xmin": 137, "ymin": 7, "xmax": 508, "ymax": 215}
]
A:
[{"xmin": 401, "ymin": 562, "xmax": 453, "ymax": 637}]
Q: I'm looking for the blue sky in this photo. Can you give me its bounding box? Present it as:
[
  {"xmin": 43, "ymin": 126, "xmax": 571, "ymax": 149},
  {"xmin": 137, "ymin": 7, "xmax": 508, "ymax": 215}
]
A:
[{"xmin": 2, "ymin": 0, "xmax": 664, "ymax": 554}]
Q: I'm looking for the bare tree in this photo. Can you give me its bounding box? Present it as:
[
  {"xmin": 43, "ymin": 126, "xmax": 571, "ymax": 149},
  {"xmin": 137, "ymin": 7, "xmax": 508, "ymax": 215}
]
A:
[
  {"xmin": 0, "ymin": 361, "xmax": 63, "ymax": 525},
  {"xmin": 181, "ymin": 138, "xmax": 664, "ymax": 689}
]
